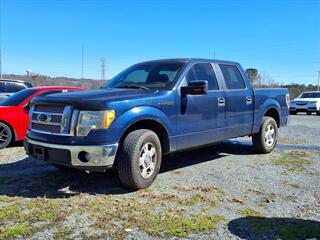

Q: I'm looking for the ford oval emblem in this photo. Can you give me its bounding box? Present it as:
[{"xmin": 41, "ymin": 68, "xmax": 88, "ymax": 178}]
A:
[{"xmin": 37, "ymin": 113, "xmax": 51, "ymax": 123}]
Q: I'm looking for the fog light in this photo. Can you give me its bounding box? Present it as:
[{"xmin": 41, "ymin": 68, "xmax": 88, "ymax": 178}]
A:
[{"xmin": 78, "ymin": 151, "xmax": 90, "ymax": 163}]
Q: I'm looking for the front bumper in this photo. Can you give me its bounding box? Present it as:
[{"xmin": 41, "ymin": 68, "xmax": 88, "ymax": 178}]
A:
[
  {"xmin": 290, "ymin": 103, "xmax": 319, "ymax": 113},
  {"xmin": 24, "ymin": 138, "xmax": 118, "ymax": 170}
]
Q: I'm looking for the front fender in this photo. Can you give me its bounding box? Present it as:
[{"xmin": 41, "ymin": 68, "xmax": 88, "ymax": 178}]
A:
[{"xmin": 112, "ymin": 106, "xmax": 173, "ymax": 136}]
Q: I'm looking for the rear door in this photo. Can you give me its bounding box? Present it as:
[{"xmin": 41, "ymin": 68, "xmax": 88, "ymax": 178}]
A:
[
  {"xmin": 217, "ymin": 64, "xmax": 254, "ymax": 138},
  {"xmin": 176, "ymin": 62, "xmax": 226, "ymax": 149}
]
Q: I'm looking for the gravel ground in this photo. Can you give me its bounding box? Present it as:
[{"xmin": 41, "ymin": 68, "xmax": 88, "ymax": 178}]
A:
[{"xmin": 0, "ymin": 115, "xmax": 319, "ymax": 240}]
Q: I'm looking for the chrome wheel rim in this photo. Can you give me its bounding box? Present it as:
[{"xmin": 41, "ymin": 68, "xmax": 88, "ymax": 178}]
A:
[
  {"xmin": 0, "ymin": 126, "xmax": 9, "ymax": 144},
  {"xmin": 139, "ymin": 142, "xmax": 157, "ymax": 179},
  {"xmin": 264, "ymin": 124, "xmax": 275, "ymax": 147}
]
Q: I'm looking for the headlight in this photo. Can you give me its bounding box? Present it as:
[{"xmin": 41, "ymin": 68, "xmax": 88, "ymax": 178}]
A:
[{"xmin": 76, "ymin": 110, "xmax": 115, "ymax": 136}]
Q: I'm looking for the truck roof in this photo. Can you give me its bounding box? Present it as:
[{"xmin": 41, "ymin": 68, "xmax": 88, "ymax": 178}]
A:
[{"xmin": 138, "ymin": 58, "xmax": 239, "ymax": 65}]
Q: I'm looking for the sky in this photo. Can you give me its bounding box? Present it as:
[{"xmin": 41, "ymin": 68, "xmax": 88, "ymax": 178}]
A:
[{"xmin": 0, "ymin": 0, "xmax": 319, "ymax": 85}]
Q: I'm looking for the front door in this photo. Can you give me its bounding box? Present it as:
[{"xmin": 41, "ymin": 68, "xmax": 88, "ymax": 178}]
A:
[{"xmin": 176, "ymin": 63, "xmax": 226, "ymax": 150}]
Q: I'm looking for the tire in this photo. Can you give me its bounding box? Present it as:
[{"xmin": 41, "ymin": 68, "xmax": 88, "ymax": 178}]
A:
[
  {"xmin": 317, "ymin": 112, "xmax": 320, "ymax": 116},
  {"xmin": 289, "ymin": 111, "xmax": 297, "ymax": 115},
  {"xmin": 307, "ymin": 112, "xmax": 312, "ymax": 115},
  {"xmin": 118, "ymin": 129, "xmax": 162, "ymax": 189},
  {"xmin": 0, "ymin": 122, "xmax": 13, "ymax": 149},
  {"xmin": 252, "ymin": 116, "xmax": 278, "ymax": 154}
]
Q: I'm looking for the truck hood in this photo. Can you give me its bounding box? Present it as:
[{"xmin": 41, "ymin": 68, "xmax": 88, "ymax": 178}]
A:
[
  {"xmin": 293, "ymin": 98, "xmax": 320, "ymax": 102},
  {"xmin": 30, "ymin": 88, "xmax": 158, "ymax": 110}
]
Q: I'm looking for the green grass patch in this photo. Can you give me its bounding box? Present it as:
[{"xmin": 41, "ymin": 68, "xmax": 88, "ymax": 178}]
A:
[
  {"xmin": 141, "ymin": 212, "xmax": 225, "ymax": 238},
  {"xmin": 80, "ymin": 194, "xmax": 226, "ymax": 238},
  {"xmin": 53, "ymin": 226, "xmax": 72, "ymax": 240},
  {"xmin": 0, "ymin": 196, "xmax": 19, "ymax": 203},
  {"xmin": 0, "ymin": 205, "xmax": 21, "ymax": 225},
  {"xmin": 26, "ymin": 198, "xmax": 64, "ymax": 222},
  {"xmin": 272, "ymin": 153, "xmax": 311, "ymax": 172},
  {"xmin": 238, "ymin": 208, "xmax": 262, "ymax": 217},
  {"xmin": 0, "ymin": 225, "xmax": 31, "ymax": 240}
]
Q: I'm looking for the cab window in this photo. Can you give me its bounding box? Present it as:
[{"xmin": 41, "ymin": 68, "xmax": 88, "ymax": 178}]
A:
[
  {"xmin": 219, "ymin": 64, "xmax": 246, "ymax": 90},
  {"xmin": 185, "ymin": 63, "xmax": 219, "ymax": 90}
]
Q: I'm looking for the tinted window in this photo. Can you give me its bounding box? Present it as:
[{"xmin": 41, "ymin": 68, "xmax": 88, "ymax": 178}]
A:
[
  {"xmin": 0, "ymin": 89, "xmax": 37, "ymax": 106},
  {"xmin": 105, "ymin": 62, "xmax": 184, "ymax": 90},
  {"xmin": 11, "ymin": 83, "xmax": 26, "ymax": 92},
  {"xmin": 219, "ymin": 65, "xmax": 245, "ymax": 90},
  {"xmin": 300, "ymin": 92, "xmax": 320, "ymax": 98},
  {"xmin": 186, "ymin": 63, "xmax": 218, "ymax": 90},
  {"xmin": 6, "ymin": 82, "xmax": 24, "ymax": 92},
  {"xmin": 0, "ymin": 82, "xmax": 5, "ymax": 92}
]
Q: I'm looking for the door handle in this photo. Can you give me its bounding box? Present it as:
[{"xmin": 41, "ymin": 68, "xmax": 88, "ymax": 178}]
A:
[
  {"xmin": 246, "ymin": 96, "xmax": 252, "ymax": 104},
  {"xmin": 218, "ymin": 97, "xmax": 225, "ymax": 106}
]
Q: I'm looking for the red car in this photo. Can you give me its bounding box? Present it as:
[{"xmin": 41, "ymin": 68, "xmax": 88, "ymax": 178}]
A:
[{"xmin": 0, "ymin": 86, "xmax": 84, "ymax": 149}]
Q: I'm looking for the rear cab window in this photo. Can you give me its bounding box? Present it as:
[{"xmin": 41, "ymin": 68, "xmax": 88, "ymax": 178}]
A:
[{"xmin": 219, "ymin": 64, "xmax": 246, "ymax": 90}]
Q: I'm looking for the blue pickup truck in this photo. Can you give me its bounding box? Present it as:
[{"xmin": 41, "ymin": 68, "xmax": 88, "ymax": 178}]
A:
[{"xmin": 24, "ymin": 59, "xmax": 289, "ymax": 189}]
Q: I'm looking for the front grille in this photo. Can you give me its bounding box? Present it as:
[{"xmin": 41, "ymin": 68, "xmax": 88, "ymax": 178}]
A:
[
  {"xmin": 30, "ymin": 105, "xmax": 74, "ymax": 135},
  {"xmin": 296, "ymin": 102, "xmax": 307, "ymax": 106},
  {"xmin": 31, "ymin": 122, "xmax": 61, "ymax": 133},
  {"xmin": 34, "ymin": 105, "xmax": 65, "ymax": 113}
]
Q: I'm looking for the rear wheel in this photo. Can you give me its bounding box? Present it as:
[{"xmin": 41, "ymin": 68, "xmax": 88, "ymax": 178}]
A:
[
  {"xmin": 252, "ymin": 117, "xmax": 278, "ymax": 154},
  {"xmin": 307, "ymin": 112, "xmax": 312, "ymax": 115},
  {"xmin": 118, "ymin": 129, "xmax": 162, "ymax": 189},
  {"xmin": 0, "ymin": 122, "xmax": 13, "ymax": 149}
]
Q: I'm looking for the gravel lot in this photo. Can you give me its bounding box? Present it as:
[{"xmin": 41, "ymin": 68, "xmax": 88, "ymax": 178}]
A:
[{"xmin": 0, "ymin": 115, "xmax": 319, "ymax": 240}]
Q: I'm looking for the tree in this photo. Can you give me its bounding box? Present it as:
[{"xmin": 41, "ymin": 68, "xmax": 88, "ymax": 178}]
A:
[{"xmin": 246, "ymin": 68, "xmax": 260, "ymax": 87}]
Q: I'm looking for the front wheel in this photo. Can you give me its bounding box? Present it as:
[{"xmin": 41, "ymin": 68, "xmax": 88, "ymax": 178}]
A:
[
  {"xmin": 117, "ymin": 129, "xmax": 162, "ymax": 189},
  {"xmin": 252, "ymin": 117, "xmax": 278, "ymax": 154},
  {"xmin": 0, "ymin": 122, "xmax": 13, "ymax": 149}
]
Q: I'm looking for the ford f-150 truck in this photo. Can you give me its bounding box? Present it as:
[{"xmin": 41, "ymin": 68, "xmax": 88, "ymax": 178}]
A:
[{"xmin": 24, "ymin": 59, "xmax": 289, "ymax": 189}]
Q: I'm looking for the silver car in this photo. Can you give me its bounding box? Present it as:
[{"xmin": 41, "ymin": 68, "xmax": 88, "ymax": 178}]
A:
[{"xmin": 0, "ymin": 79, "xmax": 32, "ymax": 101}]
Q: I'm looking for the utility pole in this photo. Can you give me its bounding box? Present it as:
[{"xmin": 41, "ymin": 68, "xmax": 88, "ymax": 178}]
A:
[
  {"xmin": 213, "ymin": 52, "xmax": 216, "ymax": 60},
  {"xmin": 100, "ymin": 57, "xmax": 105, "ymax": 81},
  {"xmin": 0, "ymin": 47, "xmax": 2, "ymax": 80},
  {"xmin": 81, "ymin": 44, "xmax": 84, "ymax": 87},
  {"xmin": 317, "ymin": 71, "xmax": 320, "ymax": 91}
]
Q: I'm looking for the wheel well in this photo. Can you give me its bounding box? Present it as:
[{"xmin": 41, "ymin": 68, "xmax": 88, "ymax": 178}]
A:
[
  {"xmin": 120, "ymin": 120, "xmax": 170, "ymax": 154},
  {"xmin": 264, "ymin": 108, "xmax": 280, "ymax": 127}
]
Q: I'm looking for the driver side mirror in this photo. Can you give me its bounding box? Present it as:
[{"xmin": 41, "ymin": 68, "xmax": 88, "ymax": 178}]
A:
[{"xmin": 181, "ymin": 80, "xmax": 208, "ymax": 96}]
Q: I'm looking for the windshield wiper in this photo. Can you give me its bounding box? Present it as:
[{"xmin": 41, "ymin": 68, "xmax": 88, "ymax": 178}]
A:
[{"xmin": 115, "ymin": 84, "xmax": 151, "ymax": 91}]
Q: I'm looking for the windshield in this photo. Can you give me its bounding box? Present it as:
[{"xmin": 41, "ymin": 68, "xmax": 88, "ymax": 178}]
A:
[
  {"xmin": 0, "ymin": 89, "xmax": 37, "ymax": 106},
  {"xmin": 104, "ymin": 62, "xmax": 185, "ymax": 90},
  {"xmin": 299, "ymin": 92, "xmax": 320, "ymax": 98}
]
